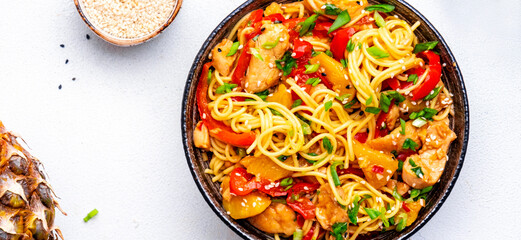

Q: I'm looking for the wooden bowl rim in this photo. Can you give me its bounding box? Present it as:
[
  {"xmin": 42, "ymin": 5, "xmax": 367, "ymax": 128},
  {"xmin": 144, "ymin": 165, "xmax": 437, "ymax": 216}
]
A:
[{"xmin": 73, "ymin": 0, "xmax": 183, "ymax": 47}]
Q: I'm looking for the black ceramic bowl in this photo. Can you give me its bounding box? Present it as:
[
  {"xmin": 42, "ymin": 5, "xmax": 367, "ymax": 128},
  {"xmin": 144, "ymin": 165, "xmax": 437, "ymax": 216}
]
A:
[{"xmin": 182, "ymin": 0, "xmax": 469, "ymax": 239}]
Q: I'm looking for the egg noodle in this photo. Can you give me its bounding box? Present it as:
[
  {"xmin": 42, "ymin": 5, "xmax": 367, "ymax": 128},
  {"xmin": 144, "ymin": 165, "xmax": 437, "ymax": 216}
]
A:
[{"xmin": 197, "ymin": 1, "xmax": 454, "ymax": 239}]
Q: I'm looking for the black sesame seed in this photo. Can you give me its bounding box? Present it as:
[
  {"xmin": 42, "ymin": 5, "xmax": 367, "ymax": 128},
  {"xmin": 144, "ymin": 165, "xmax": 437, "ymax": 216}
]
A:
[
  {"xmin": 86, "ymin": 34, "xmax": 90, "ymax": 40},
  {"xmin": 72, "ymin": 77, "xmax": 76, "ymax": 81},
  {"xmin": 217, "ymin": 48, "xmax": 222, "ymax": 52},
  {"xmin": 321, "ymin": 72, "xmax": 327, "ymax": 76},
  {"xmin": 261, "ymin": 27, "xmax": 266, "ymax": 32},
  {"xmin": 404, "ymin": 112, "xmax": 409, "ymax": 115},
  {"xmin": 65, "ymin": 59, "xmax": 69, "ymax": 64},
  {"xmin": 60, "ymin": 44, "xmax": 64, "ymax": 48},
  {"xmin": 58, "ymin": 85, "xmax": 62, "ymax": 90},
  {"xmin": 357, "ymin": 1, "xmax": 361, "ymax": 5},
  {"xmin": 346, "ymin": 85, "xmax": 351, "ymax": 89},
  {"xmin": 366, "ymin": 128, "xmax": 369, "ymax": 133},
  {"xmin": 359, "ymin": 111, "xmax": 364, "ymax": 116}
]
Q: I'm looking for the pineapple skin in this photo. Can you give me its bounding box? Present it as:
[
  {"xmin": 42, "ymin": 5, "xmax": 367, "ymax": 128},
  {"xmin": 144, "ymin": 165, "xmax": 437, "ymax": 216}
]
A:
[{"xmin": 0, "ymin": 122, "xmax": 64, "ymax": 240}]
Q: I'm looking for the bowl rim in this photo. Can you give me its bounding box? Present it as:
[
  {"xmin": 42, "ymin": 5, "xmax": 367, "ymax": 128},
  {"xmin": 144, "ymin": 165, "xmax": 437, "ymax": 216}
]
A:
[
  {"xmin": 181, "ymin": 0, "xmax": 469, "ymax": 239},
  {"xmin": 73, "ymin": 0, "xmax": 183, "ymax": 47}
]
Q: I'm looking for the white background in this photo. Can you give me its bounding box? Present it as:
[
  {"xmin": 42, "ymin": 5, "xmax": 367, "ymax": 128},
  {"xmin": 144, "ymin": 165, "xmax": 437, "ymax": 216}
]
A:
[{"xmin": 0, "ymin": 0, "xmax": 520, "ymax": 239}]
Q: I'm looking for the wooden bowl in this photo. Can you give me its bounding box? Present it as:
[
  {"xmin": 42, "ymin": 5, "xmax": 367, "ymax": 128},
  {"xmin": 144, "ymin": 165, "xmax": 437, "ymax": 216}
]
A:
[
  {"xmin": 181, "ymin": 0, "xmax": 469, "ymax": 239},
  {"xmin": 74, "ymin": 0, "xmax": 183, "ymax": 47}
]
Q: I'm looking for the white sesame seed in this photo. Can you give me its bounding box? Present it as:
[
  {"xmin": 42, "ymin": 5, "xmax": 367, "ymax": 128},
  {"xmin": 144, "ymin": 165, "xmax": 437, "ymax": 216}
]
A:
[
  {"xmin": 83, "ymin": 0, "xmax": 177, "ymax": 39},
  {"xmin": 238, "ymin": 45, "xmax": 244, "ymax": 50}
]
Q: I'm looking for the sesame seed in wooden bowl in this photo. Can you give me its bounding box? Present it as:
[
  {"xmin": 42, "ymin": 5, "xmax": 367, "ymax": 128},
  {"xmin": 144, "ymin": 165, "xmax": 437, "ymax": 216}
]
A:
[{"xmin": 74, "ymin": 0, "xmax": 183, "ymax": 47}]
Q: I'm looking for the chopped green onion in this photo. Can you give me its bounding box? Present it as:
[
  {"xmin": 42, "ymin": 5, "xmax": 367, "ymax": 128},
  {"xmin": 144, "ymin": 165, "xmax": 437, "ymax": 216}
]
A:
[
  {"xmin": 250, "ymin": 48, "xmax": 264, "ymax": 61},
  {"xmin": 386, "ymin": 91, "xmax": 406, "ymax": 102},
  {"xmin": 380, "ymin": 93, "xmax": 391, "ymax": 113},
  {"xmin": 207, "ymin": 68, "xmax": 213, "ymax": 83},
  {"xmin": 340, "ymin": 58, "xmax": 348, "ymax": 68},
  {"xmin": 380, "ymin": 206, "xmax": 390, "ymax": 228},
  {"xmin": 409, "ymin": 158, "xmax": 417, "ymax": 167},
  {"xmin": 392, "ymin": 187, "xmax": 405, "ymax": 201},
  {"xmin": 346, "ymin": 39, "xmax": 355, "ymax": 52},
  {"xmin": 396, "ymin": 213, "xmax": 408, "ymax": 231},
  {"xmin": 402, "ymin": 138, "xmax": 418, "ymax": 151},
  {"xmin": 420, "ymin": 186, "xmax": 433, "ymax": 195},
  {"xmin": 254, "ymin": 89, "xmax": 269, "ymax": 101},
  {"xmin": 423, "ymin": 108, "xmax": 438, "ymax": 119},
  {"xmin": 423, "ymin": 87, "xmax": 442, "ymax": 101},
  {"xmin": 365, "ymin": 107, "xmax": 381, "ymax": 114},
  {"xmin": 407, "ymin": 74, "xmax": 418, "ymax": 84},
  {"xmin": 389, "ymin": 216, "xmax": 395, "ymax": 225},
  {"xmin": 323, "ymin": 137, "xmax": 333, "ymax": 154},
  {"xmin": 304, "ymin": 64, "xmax": 320, "ymax": 74},
  {"xmin": 365, "ymin": 4, "xmax": 395, "ymax": 13},
  {"xmin": 291, "ymin": 99, "xmax": 303, "ymax": 108},
  {"xmin": 397, "ymin": 160, "xmax": 404, "ymax": 171},
  {"xmin": 336, "ymin": 94, "xmax": 351, "ymax": 102},
  {"xmin": 293, "ymin": 229, "xmax": 303, "ymax": 240},
  {"xmin": 412, "ymin": 165, "xmax": 424, "ymax": 178},
  {"xmin": 269, "ymin": 108, "xmax": 283, "ymax": 117},
  {"xmin": 410, "ymin": 189, "xmax": 421, "ymax": 199},
  {"xmin": 261, "ymin": 39, "xmax": 280, "ymax": 49},
  {"xmin": 400, "ymin": 118, "xmax": 406, "ymax": 135},
  {"xmin": 324, "ymin": 3, "xmax": 342, "ymax": 15},
  {"xmin": 343, "ymin": 99, "xmax": 357, "ymax": 109},
  {"xmin": 298, "ymin": 14, "xmax": 319, "ymax": 36},
  {"xmin": 414, "ymin": 41, "xmax": 439, "ymax": 53},
  {"xmin": 299, "ymin": 119, "xmax": 312, "ymax": 135},
  {"xmin": 365, "ymin": 95, "xmax": 373, "ymax": 105},
  {"xmin": 348, "ymin": 195, "xmax": 360, "ymax": 224},
  {"xmin": 412, "ymin": 117, "xmax": 427, "ymax": 127},
  {"xmin": 237, "ymin": 148, "xmax": 246, "ymax": 158},
  {"xmin": 374, "ymin": 11, "xmax": 386, "ymax": 28},
  {"xmin": 325, "ymin": 49, "xmax": 334, "ymax": 57},
  {"xmin": 83, "ymin": 209, "xmax": 98, "ymax": 222},
  {"xmin": 276, "ymin": 51, "xmax": 297, "ymax": 76},
  {"xmin": 367, "ymin": 46, "xmax": 390, "ymax": 59},
  {"xmin": 328, "ymin": 10, "xmax": 351, "ymax": 33},
  {"xmin": 305, "ymin": 77, "xmax": 321, "ymax": 86},
  {"xmin": 330, "ymin": 161, "xmax": 342, "ymax": 186},
  {"xmin": 365, "ymin": 208, "xmax": 381, "ymax": 219},
  {"xmin": 215, "ymin": 83, "xmax": 237, "ymax": 94},
  {"xmin": 227, "ymin": 42, "xmax": 240, "ymax": 56},
  {"xmin": 325, "ymin": 100, "xmax": 333, "ymax": 111},
  {"xmin": 331, "ymin": 222, "xmax": 348, "ymax": 240},
  {"xmin": 280, "ymin": 177, "xmax": 294, "ymax": 187}
]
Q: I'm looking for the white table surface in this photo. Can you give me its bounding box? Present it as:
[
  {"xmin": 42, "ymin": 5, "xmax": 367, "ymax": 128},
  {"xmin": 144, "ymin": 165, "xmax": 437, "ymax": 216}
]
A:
[{"xmin": 1, "ymin": 0, "xmax": 520, "ymax": 239}]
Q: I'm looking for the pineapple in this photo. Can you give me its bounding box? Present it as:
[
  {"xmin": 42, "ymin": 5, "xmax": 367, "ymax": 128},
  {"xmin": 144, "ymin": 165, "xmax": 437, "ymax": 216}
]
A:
[{"xmin": 0, "ymin": 122, "xmax": 64, "ymax": 240}]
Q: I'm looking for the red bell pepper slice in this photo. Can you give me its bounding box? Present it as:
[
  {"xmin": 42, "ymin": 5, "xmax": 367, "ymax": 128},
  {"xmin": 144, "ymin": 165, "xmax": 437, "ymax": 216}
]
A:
[
  {"xmin": 330, "ymin": 27, "xmax": 356, "ymax": 60},
  {"xmin": 197, "ymin": 62, "xmax": 256, "ymax": 147},
  {"xmin": 286, "ymin": 195, "xmax": 316, "ymax": 220},
  {"xmin": 231, "ymin": 40, "xmax": 253, "ymax": 85},
  {"xmin": 312, "ymin": 21, "xmax": 332, "ymax": 38},
  {"xmin": 402, "ymin": 202, "xmax": 411, "ymax": 212},
  {"xmin": 257, "ymin": 179, "xmax": 288, "ymax": 197},
  {"xmin": 303, "ymin": 225, "xmax": 316, "ymax": 240},
  {"xmin": 411, "ymin": 50, "xmax": 442, "ymax": 100},
  {"xmin": 248, "ymin": 9, "xmax": 264, "ymax": 25},
  {"xmin": 383, "ymin": 77, "xmax": 414, "ymax": 91},
  {"xmin": 372, "ymin": 165, "xmax": 385, "ymax": 174},
  {"xmin": 229, "ymin": 167, "xmax": 258, "ymax": 196},
  {"xmin": 354, "ymin": 132, "xmax": 368, "ymax": 143},
  {"xmin": 396, "ymin": 150, "xmax": 416, "ymax": 161},
  {"xmin": 290, "ymin": 183, "xmax": 320, "ymax": 194},
  {"xmin": 263, "ymin": 13, "xmax": 285, "ymax": 22},
  {"xmin": 292, "ymin": 39, "xmax": 313, "ymax": 59},
  {"xmin": 337, "ymin": 167, "xmax": 365, "ymax": 178}
]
